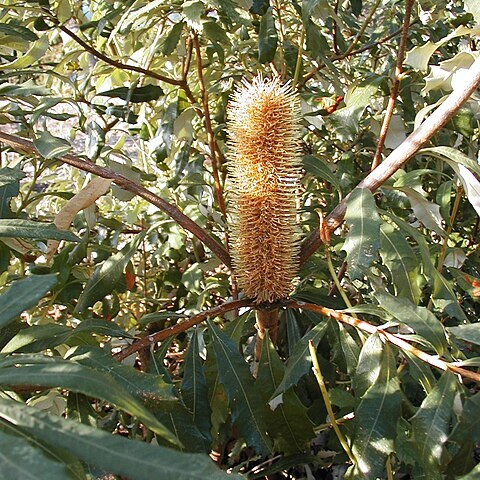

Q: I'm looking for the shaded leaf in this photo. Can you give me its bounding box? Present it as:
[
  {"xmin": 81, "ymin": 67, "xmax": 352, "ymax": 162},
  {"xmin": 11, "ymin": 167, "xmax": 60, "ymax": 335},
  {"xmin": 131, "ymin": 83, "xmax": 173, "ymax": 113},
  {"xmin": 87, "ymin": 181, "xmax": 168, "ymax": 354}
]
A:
[
  {"xmin": 258, "ymin": 7, "xmax": 277, "ymax": 63},
  {"xmin": 410, "ymin": 372, "xmax": 457, "ymax": 478},
  {"xmin": 161, "ymin": 22, "xmax": 184, "ymax": 55},
  {"xmin": 0, "ymin": 274, "xmax": 58, "ymax": 330},
  {"xmin": 343, "ymin": 188, "xmax": 381, "ymax": 280},
  {"xmin": 0, "ymin": 399, "xmax": 241, "ymax": 480},
  {"xmin": 447, "ymin": 324, "xmax": 480, "ymax": 346},
  {"xmin": 375, "ymin": 291, "xmax": 448, "ymax": 355},
  {"xmin": 75, "ymin": 231, "xmax": 146, "ymax": 313},
  {"xmin": 0, "ymin": 429, "xmax": 69, "ymax": 480},
  {"xmin": 97, "ymin": 85, "xmax": 164, "ymax": 103},
  {"xmin": 33, "ymin": 131, "xmax": 71, "ymax": 159},
  {"xmin": 0, "ymin": 219, "xmax": 79, "ymax": 242},
  {"xmin": 208, "ymin": 321, "xmax": 272, "ymax": 455},
  {"xmin": 302, "ymin": 155, "xmax": 341, "ymax": 192},
  {"xmin": 0, "ymin": 167, "xmax": 25, "ymax": 188},
  {"xmin": 273, "ymin": 319, "xmax": 328, "ymax": 397},
  {"xmin": 257, "ymin": 337, "xmax": 315, "ymax": 454}
]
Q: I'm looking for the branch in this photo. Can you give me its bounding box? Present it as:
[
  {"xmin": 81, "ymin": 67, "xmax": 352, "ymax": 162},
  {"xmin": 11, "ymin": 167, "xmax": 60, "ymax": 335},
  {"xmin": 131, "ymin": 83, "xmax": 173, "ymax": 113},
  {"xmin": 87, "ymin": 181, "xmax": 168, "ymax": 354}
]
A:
[
  {"xmin": 371, "ymin": 0, "xmax": 414, "ymax": 170},
  {"xmin": 285, "ymin": 300, "xmax": 480, "ymax": 383},
  {"xmin": 114, "ymin": 298, "xmax": 252, "ymax": 361},
  {"xmin": 300, "ymin": 55, "xmax": 480, "ymax": 264},
  {"xmin": 0, "ymin": 130, "xmax": 231, "ymax": 268}
]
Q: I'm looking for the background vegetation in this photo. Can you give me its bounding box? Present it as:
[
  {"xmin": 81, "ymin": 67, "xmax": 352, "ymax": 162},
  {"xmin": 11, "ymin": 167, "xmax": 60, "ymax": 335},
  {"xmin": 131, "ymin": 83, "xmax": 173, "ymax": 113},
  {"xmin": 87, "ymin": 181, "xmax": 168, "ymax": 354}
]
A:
[{"xmin": 0, "ymin": 0, "xmax": 480, "ymax": 478}]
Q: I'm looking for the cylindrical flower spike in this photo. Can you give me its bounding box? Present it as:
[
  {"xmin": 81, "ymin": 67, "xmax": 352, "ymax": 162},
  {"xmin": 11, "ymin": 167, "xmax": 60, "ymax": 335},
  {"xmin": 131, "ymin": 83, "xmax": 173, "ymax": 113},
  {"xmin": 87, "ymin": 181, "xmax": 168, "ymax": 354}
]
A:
[{"xmin": 227, "ymin": 75, "xmax": 302, "ymax": 304}]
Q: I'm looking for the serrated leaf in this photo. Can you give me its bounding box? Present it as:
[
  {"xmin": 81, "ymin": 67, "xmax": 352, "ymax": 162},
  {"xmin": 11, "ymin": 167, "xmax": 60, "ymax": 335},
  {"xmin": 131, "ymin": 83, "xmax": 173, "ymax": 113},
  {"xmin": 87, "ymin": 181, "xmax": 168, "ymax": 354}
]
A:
[
  {"xmin": 0, "ymin": 274, "xmax": 58, "ymax": 330},
  {"xmin": 0, "ymin": 429, "xmax": 69, "ymax": 480},
  {"xmin": 0, "ymin": 361, "xmax": 178, "ymax": 445},
  {"xmin": 273, "ymin": 319, "xmax": 328, "ymax": 397},
  {"xmin": 161, "ymin": 22, "xmax": 184, "ymax": 55},
  {"xmin": 207, "ymin": 321, "xmax": 273, "ymax": 455},
  {"xmin": 380, "ymin": 223, "xmax": 422, "ymax": 304},
  {"xmin": 181, "ymin": 329, "xmax": 212, "ymax": 443},
  {"xmin": 0, "ymin": 219, "xmax": 79, "ymax": 242},
  {"xmin": 257, "ymin": 337, "xmax": 315, "ymax": 454},
  {"xmin": 258, "ymin": 7, "xmax": 277, "ymax": 63},
  {"xmin": 343, "ymin": 188, "xmax": 381, "ymax": 280},
  {"xmin": 75, "ymin": 231, "xmax": 146, "ymax": 313},
  {"xmin": 349, "ymin": 343, "xmax": 401, "ymax": 479},
  {"xmin": 33, "ymin": 131, "xmax": 71, "ymax": 159},
  {"xmin": 97, "ymin": 85, "xmax": 164, "ymax": 103},
  {"xmin": 375, "ymin": 291, "xmax": 448, "ymax": 355},
  {"xmin": 0, "ymin": 399, "xmax": 241, "ymax": 480},
  {"xmin": 410, "ymin": 372, "xmax": 457, "ymax": 478}
]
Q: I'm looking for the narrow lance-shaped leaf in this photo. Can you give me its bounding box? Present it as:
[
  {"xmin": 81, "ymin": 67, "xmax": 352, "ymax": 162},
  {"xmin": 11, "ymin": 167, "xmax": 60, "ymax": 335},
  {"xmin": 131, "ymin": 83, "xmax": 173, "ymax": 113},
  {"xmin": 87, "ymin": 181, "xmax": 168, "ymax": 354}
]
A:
[
  {"xmin": 273, "ymin": 318, "xmax": 328, "ymax": 398},
  {"xmin": 0, "ymin": 429, "xmax": 69, "ymax": 480},
  {"xmin": 207, "ymin": 321, "xmax": 273, "ymax": 455},
  {"xmin": 0, "ymin": 361, "xmax": 178, "ymax": 446},
  {"xmin": 0, "ymin": 399, "xmax": 241, "ymax": 480},
  {"xmin": 343, "ymin": 187, "xmax": 381, "ymax": 280},
  {"xmin": 0, "ymin": 274, "xmax": 58, "ymax": 330},
  {"xmin": 75, "ymin": 231, "xmax": 146, "ymax": 313},
  {"xmin": 257, "ymin": 336, "xmax": 315, "ymax": 454},
  {"xmin": 375, "ymin": 290, "xmax": 448, "ymax": 356},
  {"xmin": 0, "ymin": 219, "xmax": 79, "ymax": 242},
  {"xmin": 181, "ymin": 329, "xmax": 212, "ymax": 443},
  {"xmin": 348, "ymin": 339, "xmax": 401, "ymax": 479},
  {"xmin": 258, "ymin": 7, "xmax": 278, "ymax": 63},
  {"xmin": 410, "ymin": 371, "xmax": 457, "ymax": 478}
]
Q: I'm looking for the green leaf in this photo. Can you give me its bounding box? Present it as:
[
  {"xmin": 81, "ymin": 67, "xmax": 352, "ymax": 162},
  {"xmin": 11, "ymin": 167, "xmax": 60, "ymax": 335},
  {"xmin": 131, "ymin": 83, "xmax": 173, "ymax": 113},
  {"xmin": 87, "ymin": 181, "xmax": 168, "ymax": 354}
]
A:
[
  {"xmin": 451, "ymin": 391, "xmax": 480, "ymax": 446},
  {"xmin": 375, "ymin": 291, "xmax": 448, "ymax": 355},
  {"xmin": 181, "ymin": 330, "xmax": 212, "ymax": 443},
  {"xmin": 0, "ymin": 429, "xmax": 69, "ymax": 480},
  {"xmin": 457, "ymin": 464, "xmax": 480, "ymax": 480},
  {"xmin": 0, "ymin": 274, "xmax": 58, "ymax": 330},
  {"xmin": 0, "ymin": 361, "xmax": 178, "ymax": 445},
  {"xmin": 257, "ymin": 337, "xmax": 315, "ymax": 454},
  {"xmin": 161, "ymin": 22, "xmax": 184, "ymax": 56},
  {"xmin": 0, "ymin": 219, "xmax": 79, "ymax": 242},
  {"xmin": 380, "ymin": 223, "xmax": 422, "ymax": 304},
  {"xmin": 302, "ymin": 155, "xmax": 341, "ymax": 192},
  {"xmin": 1, "ymin": 324, "xmax": 71, "ymax": 353},
  {"xmin": 352, "ymin": 333, "xmax": 384, "ymax": 397},
  {"xmin": 447, "ymin": 324, "xmax": 480, "ymax": 345},
  {"xmin": 0, "ymin": 35, "xmax": 49, "ymax": 70},
  {"xmin": 258, "ymin": 7, "xmax": 278, "ymax": 63},
  {"xmin": 349, "ymin": 342, "xmax": 401, "ymax": 479},
  {"xmin": 343, "ymin": 188, "xmax": 381, "ymax": 280},
  {"xmin": 250, "ymin": 0, "xmax": 269, "ymax": 15},
  {"xmin": 208, "ymin": 321, "xmax": 273, "ymax": 455},
  {"xmin": 75, "ymin": 231, "xmax": 146, "ymax": 313},
  {"xmin": 0, "ymin": 399, "xmax": 241, "ymax": 480},
  {"xmin": 410, "ymin": 372, "xmax": 457, "ymax": 478},
  {"xmin": 97, "ymin": 85, "xmax": 164, "ymax": 103},
  {"xmin": 0, "ymin": 167, "xmax": 25, "ymax": 188},
  {"xmin": 465, "ymin": 0, "xmax": 480, "ymax": 23},
  {"xmin": 33, "ymin": 131, "xmax": 71, "ymax": 159},
  {"xmin": 273, "ymin": 318, "xmax": 329, "ymax": 397}
]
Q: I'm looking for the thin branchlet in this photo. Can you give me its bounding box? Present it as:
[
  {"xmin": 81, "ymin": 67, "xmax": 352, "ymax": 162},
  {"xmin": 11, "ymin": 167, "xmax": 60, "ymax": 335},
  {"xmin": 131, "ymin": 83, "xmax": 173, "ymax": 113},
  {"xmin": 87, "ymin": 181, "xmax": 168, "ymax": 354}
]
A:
[{"xmin": 227, "ymin": 75, "xmax": 302, "ymax": 303}]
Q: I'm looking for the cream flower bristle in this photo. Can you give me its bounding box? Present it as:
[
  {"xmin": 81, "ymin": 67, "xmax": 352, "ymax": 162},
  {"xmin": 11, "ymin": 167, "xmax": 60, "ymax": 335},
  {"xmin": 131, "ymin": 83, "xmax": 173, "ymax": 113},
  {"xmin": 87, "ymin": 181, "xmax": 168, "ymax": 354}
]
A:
[{"xmin": 227, "ymin": 75, "xmax": 302, "ymax": 304}]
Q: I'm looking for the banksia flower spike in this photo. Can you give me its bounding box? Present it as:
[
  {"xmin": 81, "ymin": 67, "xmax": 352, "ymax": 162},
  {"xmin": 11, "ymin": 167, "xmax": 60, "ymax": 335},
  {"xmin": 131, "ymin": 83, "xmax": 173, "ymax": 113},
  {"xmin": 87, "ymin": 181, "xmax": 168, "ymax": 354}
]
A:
[{"xmin": 227, "ymin": 75, "xmax": 302, "ymax": 305}]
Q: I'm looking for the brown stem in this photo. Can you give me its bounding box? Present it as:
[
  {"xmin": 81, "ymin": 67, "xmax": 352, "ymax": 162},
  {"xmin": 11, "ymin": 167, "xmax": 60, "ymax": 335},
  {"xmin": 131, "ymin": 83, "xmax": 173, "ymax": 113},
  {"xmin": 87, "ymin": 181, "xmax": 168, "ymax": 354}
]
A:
[
  {"xmin": 192, "ymin": 32, "xmax": 228, "ymax": 221},
  {"xmin": 285, "ymin": 300, "xmax": 480, "ymax": 383},
  {"xmin": 114, "ymin": 298, "xmax": 251, "ymax": 361},
  {"xmin": 254, "ymin": 307, "xmax": 279, "ymax": 364},
  {"xmin": 0, "ymin": 130, "xmax": 231, "ymax": 268},
  {"xmin": 300, "ymin": 55, "xmax": 480, "ymax": 265},
  {"xmin": 371, "ymin": 0, "xmax": 414, "ymax": 170}
]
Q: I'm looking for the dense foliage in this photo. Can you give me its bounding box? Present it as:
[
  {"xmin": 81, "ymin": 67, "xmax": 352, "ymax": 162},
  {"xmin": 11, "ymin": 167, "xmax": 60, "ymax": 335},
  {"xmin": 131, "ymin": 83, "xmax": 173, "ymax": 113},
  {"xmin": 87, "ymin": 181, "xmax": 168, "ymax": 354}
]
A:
[{"xmin": 1, "ymin": 0, "xmax": 480, "ymax": 478}]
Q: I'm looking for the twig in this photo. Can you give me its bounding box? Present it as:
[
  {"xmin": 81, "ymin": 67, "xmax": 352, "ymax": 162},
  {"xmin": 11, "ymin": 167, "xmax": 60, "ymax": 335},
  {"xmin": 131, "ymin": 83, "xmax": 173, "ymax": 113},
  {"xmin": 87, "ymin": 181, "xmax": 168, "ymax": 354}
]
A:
[
  {"xmin": 309, "ymin": 340, "xmax": 356, "ymax": 465},
  {"xmin": 192, "ymin": 32, "xmax": 228, "ymax": 221},
  {"xmin": 286, "ymin": 300, "xmax": 480, "ymax": 383},
  {"xmin": 114, "ymin": 298, "xmax": 251, "ymax": 361},
  {"xmin": 342, "ymin": 0, "xmax": 382, "ymax": 57},
  {"xmin": 0, "ymin": 130, "xmax": 231, "ymax": 268},
  {"xmin": 371, "ymin": 0, "xmax": 415, "ymax": 170},
  {"xmin": 300, "ymin": 55, "xmax": 480, "ymax": 265}
]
